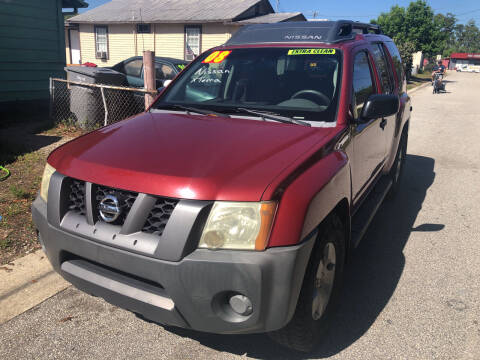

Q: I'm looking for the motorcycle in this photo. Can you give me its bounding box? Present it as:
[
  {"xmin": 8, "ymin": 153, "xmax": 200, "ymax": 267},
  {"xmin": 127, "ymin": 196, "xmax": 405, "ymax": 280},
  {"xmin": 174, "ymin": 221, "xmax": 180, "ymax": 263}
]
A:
[{"xmin": 432, "ymin": 72, "xmax": 445, "ymax": 94}]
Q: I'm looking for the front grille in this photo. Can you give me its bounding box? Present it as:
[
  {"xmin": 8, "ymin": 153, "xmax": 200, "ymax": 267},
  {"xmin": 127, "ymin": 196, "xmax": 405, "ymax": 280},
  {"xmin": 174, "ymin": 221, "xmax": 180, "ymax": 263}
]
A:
[
  {"xmin": 142, "ymin": 198, "xmax": 178, "ymax": 237},
  {"xmin": 65, "ymin": 178, "xmax": 178, "ymax": 237},
  {"xmin": 68, "ymin": 180, "xmax": 86, "ymax": 215},
  {"xmin": 95, "ymin": 185, "xmax": 138, "ymax": 224}
]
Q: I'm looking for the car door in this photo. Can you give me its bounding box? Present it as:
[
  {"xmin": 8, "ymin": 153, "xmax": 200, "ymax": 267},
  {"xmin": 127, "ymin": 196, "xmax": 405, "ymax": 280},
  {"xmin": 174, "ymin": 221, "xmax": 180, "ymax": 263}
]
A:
[
  {"xmin": 123, "ymin": 59, "xmax": 144, "ymax": 88},
  {"xmin": 351, "ymin": 49, "xmax": 387, "ymax": 205},
  {"xmin": 370, "ymin": 43, "xmax": 397, "ymax": 156}
]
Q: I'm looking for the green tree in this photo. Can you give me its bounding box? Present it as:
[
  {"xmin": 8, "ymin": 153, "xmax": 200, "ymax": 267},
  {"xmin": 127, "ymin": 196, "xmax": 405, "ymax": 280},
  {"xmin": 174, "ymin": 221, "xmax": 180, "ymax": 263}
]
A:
[
  {"xmin": 395, "ymin": 40, "xmax": 416, "ymax": 78},
  {"xmin": 433, "ymin": 13, "xmax": 457, "ymax": 57},
  {"xmin": 372, "ymin": 1, "xmax": 446, "ymax": 76},
  {"xmin": 457, "ymin": 20, "xmax": 480, "ymax": 52}
]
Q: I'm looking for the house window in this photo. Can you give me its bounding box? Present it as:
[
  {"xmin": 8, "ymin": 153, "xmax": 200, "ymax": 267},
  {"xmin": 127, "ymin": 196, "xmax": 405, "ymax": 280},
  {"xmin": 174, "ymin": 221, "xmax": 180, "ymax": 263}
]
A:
[
  {"xmin": 185, "ymin": 26, "xmax": 201, "ymax": 61},
  {"xmin": 95, "ymin": 25, "xmax": 108, "ymax": 59},
  {"xmin": 136, "ymin": 24, "xmax": 151, "ymax": 34}
]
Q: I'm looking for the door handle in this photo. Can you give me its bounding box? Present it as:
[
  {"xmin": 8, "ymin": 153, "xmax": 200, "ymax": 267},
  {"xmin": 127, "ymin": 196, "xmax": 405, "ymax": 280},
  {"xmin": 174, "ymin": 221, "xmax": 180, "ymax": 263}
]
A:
[{"xmin": 380, "ymin": 118, "xmax": 387, "ymax": 130}]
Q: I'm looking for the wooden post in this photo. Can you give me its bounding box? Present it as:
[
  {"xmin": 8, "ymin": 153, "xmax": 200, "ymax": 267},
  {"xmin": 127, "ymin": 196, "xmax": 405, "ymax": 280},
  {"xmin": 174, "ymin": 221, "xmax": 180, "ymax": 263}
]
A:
[{"xmin": 143, "ymin": 50, "xmax": 156, "ymax": 109}]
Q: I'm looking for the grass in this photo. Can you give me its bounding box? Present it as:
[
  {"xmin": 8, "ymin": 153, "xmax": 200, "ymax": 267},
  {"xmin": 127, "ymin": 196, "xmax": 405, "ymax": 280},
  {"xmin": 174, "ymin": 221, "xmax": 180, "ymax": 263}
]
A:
[
  {"xmin": 0, "ymin": 121, "xmax": 86, "ymax": 265},
  {"xmin": 9, "ymin": 185, "xmax": 33, "ymax": 200},
  {"xmin": 0, "ymin": 237, "xmax": 12, "ymax": 250},
  {"xmin": 407, "ymin": 72, "xmax": 433, "ymax": 91}
]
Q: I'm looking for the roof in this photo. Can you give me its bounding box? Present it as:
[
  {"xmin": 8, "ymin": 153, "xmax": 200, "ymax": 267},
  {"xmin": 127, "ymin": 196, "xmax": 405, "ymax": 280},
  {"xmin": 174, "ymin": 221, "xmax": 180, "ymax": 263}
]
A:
[
  {"xmin": 68, "ymin": 0, "xmax": 269, "ymax": 23},
  {"xmin": 226, "ymin": 21, "xmax": 382, "ymax": 46},
  {"xmin": 235, "ymin": 12, "xmax": 305, "ymax": 24},
  {"xmin": 62, "ymin": 0, "xmax": 88, "ymax": 8},
  {"xmin": 450, "ymin": 53, "xmax": 480, "ymax": 59}
]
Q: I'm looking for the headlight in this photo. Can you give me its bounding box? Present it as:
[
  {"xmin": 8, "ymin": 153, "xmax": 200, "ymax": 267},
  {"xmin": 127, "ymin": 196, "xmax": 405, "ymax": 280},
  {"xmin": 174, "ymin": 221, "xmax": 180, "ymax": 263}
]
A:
[
  {"xmin": 199, "ymin": 201, "xmax": 276, "ymax": 251},
  {"xmin": 40, "ymin": 163, "xmax": 56, "ymax": 202}
]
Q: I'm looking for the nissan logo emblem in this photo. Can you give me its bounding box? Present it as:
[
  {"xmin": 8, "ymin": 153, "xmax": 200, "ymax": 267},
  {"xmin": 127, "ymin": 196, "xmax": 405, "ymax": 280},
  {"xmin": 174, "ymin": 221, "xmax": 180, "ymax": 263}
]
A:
[{"xmin": 98, "ymin": 194, "xmax": 121, "ymax": 223}]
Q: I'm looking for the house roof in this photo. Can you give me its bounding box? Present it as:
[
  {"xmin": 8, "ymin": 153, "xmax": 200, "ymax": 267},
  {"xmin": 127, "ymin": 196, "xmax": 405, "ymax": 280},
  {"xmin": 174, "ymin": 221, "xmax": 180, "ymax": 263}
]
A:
[
  {"xmin": 234, "ymin": 12, "xmax": 305, "ymax": 24},
  {"xmin": 68, "ymin": 0, "xmax": 270, "ymax": 24}
]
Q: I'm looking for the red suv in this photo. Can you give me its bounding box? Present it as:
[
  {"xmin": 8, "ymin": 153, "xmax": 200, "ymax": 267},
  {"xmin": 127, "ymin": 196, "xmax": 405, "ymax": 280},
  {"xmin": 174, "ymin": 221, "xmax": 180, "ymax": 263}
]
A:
[{"xmin": 33, "ymin": 21, "xmax": 411, "ymax": 352}]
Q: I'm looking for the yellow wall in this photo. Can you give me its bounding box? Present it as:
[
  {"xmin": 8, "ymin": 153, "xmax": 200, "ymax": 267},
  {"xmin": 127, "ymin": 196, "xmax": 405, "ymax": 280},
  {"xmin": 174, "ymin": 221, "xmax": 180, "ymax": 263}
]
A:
[
  {"xmin": 202, "ymin": 24, "xmax": 239, "ymax": 53},
  {"xmin": 65, "ymin": 28, "xmax": 71, "ymax": 64},
  {"xmin": 79, "ymin": 23, "xmax": 136, "ymax": 66},
  {"xmin": 154, "ymin": 23, "xmax": 184, "ymax": 59},
  {"xmin": 75, "ymin": 22, "xmax": 240, "ymax": 65}
]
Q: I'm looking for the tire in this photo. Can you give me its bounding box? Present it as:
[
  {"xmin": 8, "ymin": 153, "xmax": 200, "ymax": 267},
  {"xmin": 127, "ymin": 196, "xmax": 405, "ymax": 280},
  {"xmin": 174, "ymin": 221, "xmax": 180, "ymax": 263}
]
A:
[
  {"xmin": 268, "ymin": 214, "xmax": 346, "ymax": 353},
  {"xmin": 387, "ymin": 130, "xmax": 407, "ymax": 199}
]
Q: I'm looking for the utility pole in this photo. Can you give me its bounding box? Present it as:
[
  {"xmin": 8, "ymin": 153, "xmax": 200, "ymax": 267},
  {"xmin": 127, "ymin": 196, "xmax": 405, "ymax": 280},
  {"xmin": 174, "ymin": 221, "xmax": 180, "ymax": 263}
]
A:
[{"xmin": 143, "ymin": 50, "xmax": 156, "ymax": 108}]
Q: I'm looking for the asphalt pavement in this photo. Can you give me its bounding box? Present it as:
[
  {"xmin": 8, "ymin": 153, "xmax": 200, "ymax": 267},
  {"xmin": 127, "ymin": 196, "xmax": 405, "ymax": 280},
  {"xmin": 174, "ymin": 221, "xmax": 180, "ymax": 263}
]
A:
[{"xmin": 1, "ymin": 71, "xmax": 479, "ymax": 359}]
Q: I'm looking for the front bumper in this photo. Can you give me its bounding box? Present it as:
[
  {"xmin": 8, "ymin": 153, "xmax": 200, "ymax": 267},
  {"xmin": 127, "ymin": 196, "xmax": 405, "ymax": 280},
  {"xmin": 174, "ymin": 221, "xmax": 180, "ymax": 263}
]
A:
[{"xmin": 32, "ymin": 196, "xmax": 315, "ymax": 334}]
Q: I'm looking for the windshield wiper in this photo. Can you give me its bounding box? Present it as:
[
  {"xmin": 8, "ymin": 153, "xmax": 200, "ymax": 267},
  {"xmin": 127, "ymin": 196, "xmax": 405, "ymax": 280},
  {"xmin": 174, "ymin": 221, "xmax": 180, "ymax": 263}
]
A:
[
  {"xmin": 237, "ymin": 108, "xmax": 310, "ymax": 127},
  {"xmin": 157, "ymin": 104, "xmax": 230, "ymax": 118}
]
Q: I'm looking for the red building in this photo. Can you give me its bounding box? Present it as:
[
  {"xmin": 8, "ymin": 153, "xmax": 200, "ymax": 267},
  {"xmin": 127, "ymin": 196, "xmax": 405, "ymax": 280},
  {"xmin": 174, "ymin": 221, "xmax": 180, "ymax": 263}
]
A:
[{"xmin": 449, "ymin": 53, "xmax": 480, "ymax": 70}]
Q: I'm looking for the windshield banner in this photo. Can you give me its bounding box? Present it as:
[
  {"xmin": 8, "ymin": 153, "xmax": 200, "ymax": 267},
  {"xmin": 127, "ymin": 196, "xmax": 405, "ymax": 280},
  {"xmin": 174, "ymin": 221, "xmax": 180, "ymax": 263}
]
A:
[{"xmin": 287, "ymin": 49, "xmax": 336, "ymax": 55}]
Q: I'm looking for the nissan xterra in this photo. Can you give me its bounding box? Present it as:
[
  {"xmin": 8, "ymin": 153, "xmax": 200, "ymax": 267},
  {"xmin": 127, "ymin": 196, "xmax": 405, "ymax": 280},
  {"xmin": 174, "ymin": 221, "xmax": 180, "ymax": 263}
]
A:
[{"xmin": 33, "ymin": 21, "xmax": 411, "ymax": 352}]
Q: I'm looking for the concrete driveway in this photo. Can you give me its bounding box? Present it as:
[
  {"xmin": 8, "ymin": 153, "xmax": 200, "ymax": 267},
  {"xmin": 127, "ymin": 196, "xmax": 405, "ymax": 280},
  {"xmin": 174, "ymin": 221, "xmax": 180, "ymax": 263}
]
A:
[{"xmin": 1, "ymin": 71, "xmax": 479, "ymax": 359}]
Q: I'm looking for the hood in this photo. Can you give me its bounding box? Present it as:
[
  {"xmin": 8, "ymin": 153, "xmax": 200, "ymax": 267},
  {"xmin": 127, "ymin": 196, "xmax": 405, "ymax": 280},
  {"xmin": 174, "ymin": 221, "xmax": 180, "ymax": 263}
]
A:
[{"xmin": 48, "ymin": 112, "xmax": 336, "ymax": 201}]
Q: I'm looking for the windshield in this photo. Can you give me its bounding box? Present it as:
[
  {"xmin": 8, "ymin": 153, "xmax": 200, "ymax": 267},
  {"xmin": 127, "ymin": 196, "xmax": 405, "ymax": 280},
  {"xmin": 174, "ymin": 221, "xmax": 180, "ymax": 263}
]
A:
[{"xmin": 154, "ymin": 47, "xmax": 342, "ymax": 122}]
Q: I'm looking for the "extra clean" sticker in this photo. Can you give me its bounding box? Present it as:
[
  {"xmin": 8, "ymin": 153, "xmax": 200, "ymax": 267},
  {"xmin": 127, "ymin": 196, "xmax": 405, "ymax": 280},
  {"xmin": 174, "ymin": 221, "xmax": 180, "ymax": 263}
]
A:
[{"xmin": 287, "ymin": 49, "xmax": 336, "ymax": 55}]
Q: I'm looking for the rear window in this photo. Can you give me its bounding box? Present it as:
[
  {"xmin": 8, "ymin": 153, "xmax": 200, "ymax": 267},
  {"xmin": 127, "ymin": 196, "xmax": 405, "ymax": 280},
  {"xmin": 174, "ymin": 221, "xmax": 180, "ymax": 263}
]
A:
[
  {"xmin": 371, "ymin": 44, "xmax": 394, "ymax": 94},
  {"xmin": 384, "ymin": 42, "xmax": 404, "ymax": 92}
]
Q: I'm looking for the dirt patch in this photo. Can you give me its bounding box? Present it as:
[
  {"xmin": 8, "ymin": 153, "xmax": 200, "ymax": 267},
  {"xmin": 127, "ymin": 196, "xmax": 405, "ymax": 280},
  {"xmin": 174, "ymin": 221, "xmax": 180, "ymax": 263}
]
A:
[{"xmin": 0, "ymin": 122, "xmax": 85, "ymax": 265}]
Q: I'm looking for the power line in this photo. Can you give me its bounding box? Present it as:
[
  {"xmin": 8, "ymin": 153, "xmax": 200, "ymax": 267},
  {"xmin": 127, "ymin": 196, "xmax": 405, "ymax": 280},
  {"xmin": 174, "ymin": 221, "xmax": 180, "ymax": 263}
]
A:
[
  {"xmin": 454, "ymin": 8, "xmax": 480, "ymax": 17},
  {"xmin": 303, "ymin": 7, "xmax": 480, "ymax": 22},
  {"xmin": 306, "ymin": 11, "xmax": 379, "ymax": 17}
]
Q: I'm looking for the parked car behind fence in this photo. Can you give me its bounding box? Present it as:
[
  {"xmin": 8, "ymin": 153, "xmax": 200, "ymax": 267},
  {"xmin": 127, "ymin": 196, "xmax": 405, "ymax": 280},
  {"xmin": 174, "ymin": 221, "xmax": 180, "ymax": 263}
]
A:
[{"xmin": 110, "ymin": 56, "xmax": 189, "ymax": 89}]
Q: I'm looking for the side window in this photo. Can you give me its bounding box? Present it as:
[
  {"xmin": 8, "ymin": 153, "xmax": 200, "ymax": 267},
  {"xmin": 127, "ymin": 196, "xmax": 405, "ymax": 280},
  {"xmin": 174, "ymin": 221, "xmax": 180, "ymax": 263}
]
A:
[
  {"xmin": 124, "ymin": 59, "xmax": 143, "ymax": 77},
  {"xmin": 155, "ymin": 63, "xmax": 176, "ymax": 81},
  {"xmin": 385, "ymin": 42, "xmax": 404, "ymax": 92},
  {"xmin": 371, "ymin": 44, "xmax": 394, "ymax": 94},
  {"xmin": 353, "ymin": 51, "xmax": 376, "ymax": 118}
]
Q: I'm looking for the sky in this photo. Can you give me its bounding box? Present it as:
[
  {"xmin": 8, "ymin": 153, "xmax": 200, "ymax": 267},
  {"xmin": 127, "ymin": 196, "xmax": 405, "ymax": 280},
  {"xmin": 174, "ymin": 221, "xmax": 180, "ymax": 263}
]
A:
[{"xmin": 79, "ymin": 0, "xmax": 480, "ymax": 25}]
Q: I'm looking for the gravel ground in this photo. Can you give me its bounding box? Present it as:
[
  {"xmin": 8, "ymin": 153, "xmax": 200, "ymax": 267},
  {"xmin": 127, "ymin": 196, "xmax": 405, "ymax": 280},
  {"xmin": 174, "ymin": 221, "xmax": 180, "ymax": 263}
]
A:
[{"xmin": 0, "ymin": 71, "xmax": 479, "ymax": 359}]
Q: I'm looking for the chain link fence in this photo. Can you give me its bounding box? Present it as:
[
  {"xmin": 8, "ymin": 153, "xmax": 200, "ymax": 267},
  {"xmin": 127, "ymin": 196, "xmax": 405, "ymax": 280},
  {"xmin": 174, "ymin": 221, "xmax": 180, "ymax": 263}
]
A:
[{"xmin": 50, "ymin": 78, "xmax": 158, "ymax": 129}]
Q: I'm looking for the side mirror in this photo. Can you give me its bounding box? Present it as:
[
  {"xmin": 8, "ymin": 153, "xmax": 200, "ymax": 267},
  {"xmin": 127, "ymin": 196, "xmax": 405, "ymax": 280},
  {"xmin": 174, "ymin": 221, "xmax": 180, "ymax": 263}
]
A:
[{"xmin": 360, "ymin": 94, "xmax": 399, "ymax": 120}]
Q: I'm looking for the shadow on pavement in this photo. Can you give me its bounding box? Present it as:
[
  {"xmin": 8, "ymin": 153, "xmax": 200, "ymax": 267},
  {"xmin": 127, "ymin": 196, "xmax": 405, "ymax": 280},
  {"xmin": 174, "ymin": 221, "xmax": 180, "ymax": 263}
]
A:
[{"xmin": 161, "ymin": 154, "xmax": 439, "ymax": 359}]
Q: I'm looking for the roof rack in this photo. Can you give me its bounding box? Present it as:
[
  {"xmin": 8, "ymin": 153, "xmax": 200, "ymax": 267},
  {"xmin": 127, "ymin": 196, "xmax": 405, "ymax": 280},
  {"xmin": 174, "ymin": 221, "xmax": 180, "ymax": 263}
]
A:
[{"xmin": 225, "ymin": 20, "xmax": 383, "ymax": 46}]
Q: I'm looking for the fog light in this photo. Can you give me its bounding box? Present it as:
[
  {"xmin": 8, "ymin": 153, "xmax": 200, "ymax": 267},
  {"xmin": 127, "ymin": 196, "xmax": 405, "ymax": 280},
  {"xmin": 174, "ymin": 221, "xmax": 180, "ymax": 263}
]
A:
[{"xmin": 229, "ymin": 294, "xmax": 253, "ymax": 316}]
